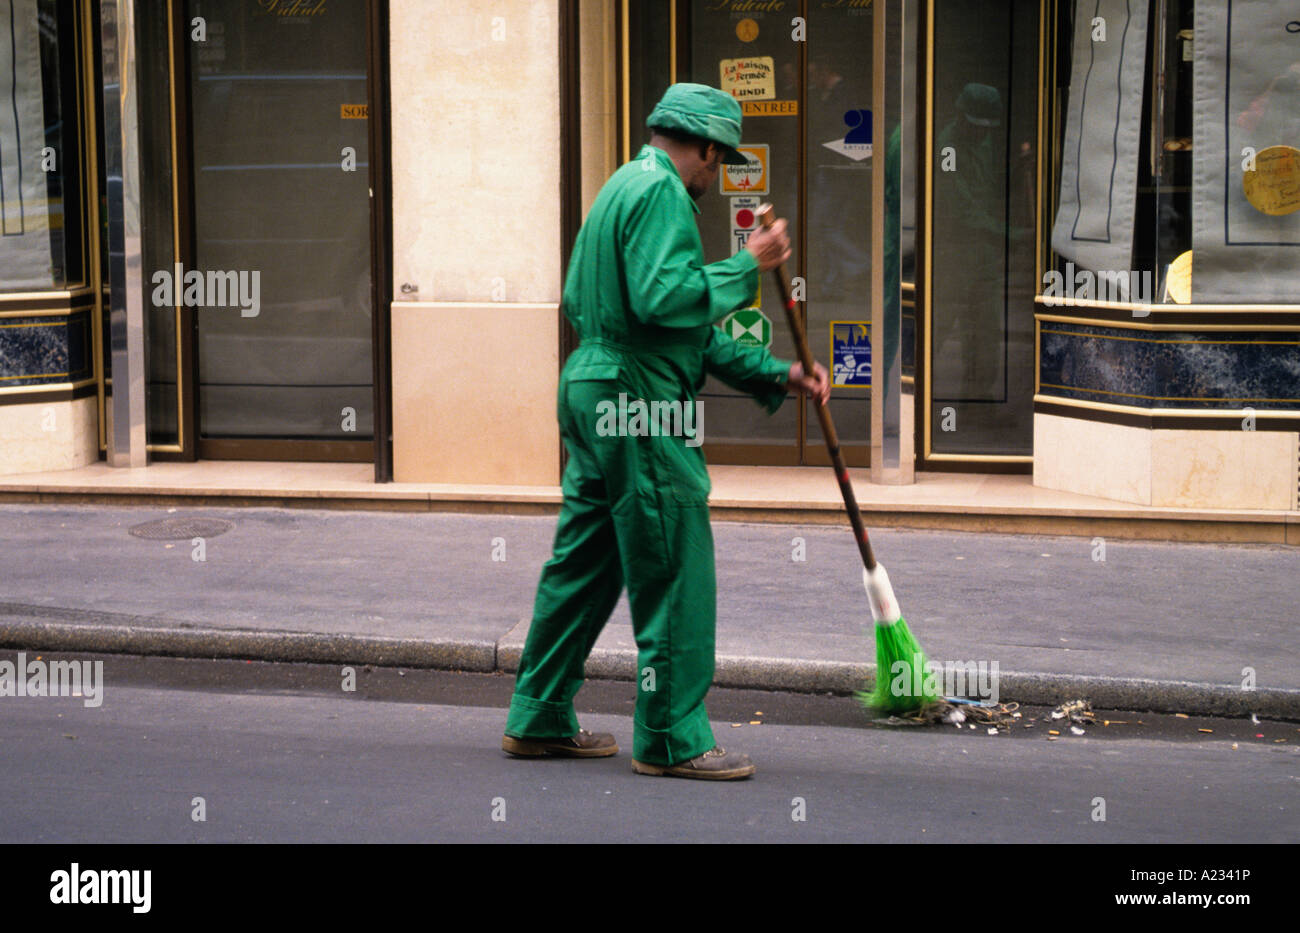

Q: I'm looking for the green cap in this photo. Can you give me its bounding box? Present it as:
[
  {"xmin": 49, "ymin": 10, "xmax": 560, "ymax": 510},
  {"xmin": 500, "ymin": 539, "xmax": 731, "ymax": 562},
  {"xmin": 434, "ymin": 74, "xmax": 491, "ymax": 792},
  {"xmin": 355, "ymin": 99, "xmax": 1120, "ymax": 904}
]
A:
[{"xmin": 646, "ymin": 83, "xmax": 749, "ymax": 165}]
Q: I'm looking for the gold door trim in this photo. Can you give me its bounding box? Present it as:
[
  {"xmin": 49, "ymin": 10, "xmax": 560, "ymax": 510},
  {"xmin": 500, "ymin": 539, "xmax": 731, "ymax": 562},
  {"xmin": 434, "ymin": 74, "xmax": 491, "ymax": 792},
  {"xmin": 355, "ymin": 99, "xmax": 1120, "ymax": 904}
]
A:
[
  {"xmin": 0, "ymin": 288, "xmax": 94, "ymax": 307},
  {"xmin": 921, "ymin": 0, "xmax": 934, "ymax": 460},
  {"xmin": 162, "ymin": 0, "xmax": 186, "ymax": 454},
  {"xmin": 77, "ymin": 0, "xmax": 107, "ymax": 453},
  {"xmin": 620, "ymin": 0, "xmax": 630, "ymax": 162},
  {"xmin": 1034, "ymin": 295, "xmax": 1300, "ymax": 314},
  {"xmin": 0, "ymin": 377, "xmax": 97, "ymax": 396},
  {"xmin": 669, "ymin": 0, "xmax": 676, "ymax": 82},
  {"xmin": 1035, "ymin": 312, "xmax": 1300, "ymax": 334},
  {"xmin": 1034, "ymin": 393, "xmax": 1300, "ymax": 419},
  {"xmin": 924, "ymin": 453, "xmax": 1034, "ymax": 463}
]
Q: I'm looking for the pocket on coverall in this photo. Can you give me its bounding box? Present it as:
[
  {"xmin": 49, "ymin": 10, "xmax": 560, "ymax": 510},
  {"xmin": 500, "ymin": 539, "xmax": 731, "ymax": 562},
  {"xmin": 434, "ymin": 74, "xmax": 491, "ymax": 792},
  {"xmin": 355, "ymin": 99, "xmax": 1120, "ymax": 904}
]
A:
[{"xmin": 563, "ymin": 371, "xmax": 680, "ymax": 582}]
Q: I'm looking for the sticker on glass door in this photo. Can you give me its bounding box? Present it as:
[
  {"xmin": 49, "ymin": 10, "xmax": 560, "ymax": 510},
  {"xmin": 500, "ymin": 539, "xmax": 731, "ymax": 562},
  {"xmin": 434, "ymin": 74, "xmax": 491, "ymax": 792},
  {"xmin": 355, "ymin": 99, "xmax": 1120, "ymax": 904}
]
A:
[
  {"xmin": 720, "ymin": 145, "xmax": 769, "ymax": 195},
  {"xmin": 831, "ymin": 322, "xmax": 871, "ymax": 387},
  {"xmin": 721, "ymin": 308, "xmax": 772, "ymax": 349},
  {"xmin": 823, "ymin": 109, "xmax": 873, "ymax": 162},
  {"xmin": 720, "ymin": 56, "xmax": 776, "ymax": 100},
  {"xmin": 730, "ymin": 196, "xmax": 761, "ymax": 255}
]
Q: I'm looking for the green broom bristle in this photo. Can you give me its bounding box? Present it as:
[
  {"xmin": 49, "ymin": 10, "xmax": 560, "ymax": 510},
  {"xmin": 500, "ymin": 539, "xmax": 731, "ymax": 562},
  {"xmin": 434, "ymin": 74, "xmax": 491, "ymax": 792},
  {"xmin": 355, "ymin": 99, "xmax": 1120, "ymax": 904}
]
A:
[{"xmin": 856, "ymin": 616, "xmax": 942, "ymax": 715}]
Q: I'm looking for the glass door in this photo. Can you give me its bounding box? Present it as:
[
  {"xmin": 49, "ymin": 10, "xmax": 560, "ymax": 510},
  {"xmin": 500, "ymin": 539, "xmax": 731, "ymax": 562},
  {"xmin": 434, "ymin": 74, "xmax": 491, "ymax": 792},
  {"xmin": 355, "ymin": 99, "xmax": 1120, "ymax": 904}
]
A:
[
  {"xmin": 624, "ymin": 0, "xmax": 874, "ymax": 466},
  {"xmin": 688, "ymin": 5, "xmax": 805, "ymax": 464},
  {"xmin": 623, "ymin": 0, "xmax": 1046, "ymax": 470},
  {"xmin": 923, "ymin": 0, "xmax": 1039, "ymax": 464},
  {"xmin": 801, "ymin": 2, "xmax": 874, "ymax": 467},
  {"xmin": 185, "ymin": 0, "xmax": 373, "ymax": 460}
]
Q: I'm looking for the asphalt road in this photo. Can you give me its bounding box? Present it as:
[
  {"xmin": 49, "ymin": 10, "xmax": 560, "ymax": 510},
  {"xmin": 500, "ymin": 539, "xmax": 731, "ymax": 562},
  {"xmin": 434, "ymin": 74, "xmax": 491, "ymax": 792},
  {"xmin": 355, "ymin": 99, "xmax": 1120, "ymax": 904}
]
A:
[{"xmin": 1, "ymin": 655, "xmax": 1295, "ymax": 845}]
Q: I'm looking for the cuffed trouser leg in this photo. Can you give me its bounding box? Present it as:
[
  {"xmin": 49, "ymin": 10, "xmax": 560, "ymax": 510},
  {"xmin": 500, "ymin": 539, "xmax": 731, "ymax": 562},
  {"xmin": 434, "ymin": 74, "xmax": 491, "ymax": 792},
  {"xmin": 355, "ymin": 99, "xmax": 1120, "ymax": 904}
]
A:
[
  {"xmin": 504, "ymin": 458, "xmax": 623, "ymax": 739},
  {"xmin": 622, "ymin": 497, "xmax": 717, "ymax": 767}
]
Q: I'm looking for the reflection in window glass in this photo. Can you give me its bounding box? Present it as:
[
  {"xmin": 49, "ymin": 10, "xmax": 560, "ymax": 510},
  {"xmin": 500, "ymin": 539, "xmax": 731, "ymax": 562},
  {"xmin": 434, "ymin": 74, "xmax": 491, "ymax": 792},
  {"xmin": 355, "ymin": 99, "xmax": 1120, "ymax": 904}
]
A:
[{"xmin": 929, "ymin": 0, "xmax": 1038, "ymax": 456}]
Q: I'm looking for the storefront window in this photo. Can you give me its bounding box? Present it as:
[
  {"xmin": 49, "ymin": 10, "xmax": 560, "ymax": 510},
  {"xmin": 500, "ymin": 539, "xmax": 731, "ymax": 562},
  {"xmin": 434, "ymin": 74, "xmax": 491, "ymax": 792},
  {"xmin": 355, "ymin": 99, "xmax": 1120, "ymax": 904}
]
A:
[
  {"xmin": 0, "ymin": 0, "xmax": 85, "ymax": 292},
  {"xmin": 1048, "ymin": 0, "xmax": 1300, "ymax": 305},
  {"xmin": 1039, "ymin": 0, "xmax": 1300, "ymax": 429}
]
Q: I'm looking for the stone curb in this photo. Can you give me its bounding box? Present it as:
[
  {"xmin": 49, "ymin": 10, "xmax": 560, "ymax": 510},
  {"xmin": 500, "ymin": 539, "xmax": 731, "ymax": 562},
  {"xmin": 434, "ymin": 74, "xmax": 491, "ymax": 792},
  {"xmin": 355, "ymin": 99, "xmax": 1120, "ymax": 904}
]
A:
[
  {"xmin": 0, "ymin": 619, "xmax": 495, "ymax": 673},
  {"xmin": 3, "ymin": 620, "xmax": 1296, "ymax": 720}
]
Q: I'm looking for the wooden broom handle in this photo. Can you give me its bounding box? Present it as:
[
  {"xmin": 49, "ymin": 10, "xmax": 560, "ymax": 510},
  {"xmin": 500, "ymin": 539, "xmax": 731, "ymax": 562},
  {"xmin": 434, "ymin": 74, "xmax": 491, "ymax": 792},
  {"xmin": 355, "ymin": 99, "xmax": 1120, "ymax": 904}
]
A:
[{"xmin": 757, "ymin": 203, "xmax": 877, "ymax": 571}]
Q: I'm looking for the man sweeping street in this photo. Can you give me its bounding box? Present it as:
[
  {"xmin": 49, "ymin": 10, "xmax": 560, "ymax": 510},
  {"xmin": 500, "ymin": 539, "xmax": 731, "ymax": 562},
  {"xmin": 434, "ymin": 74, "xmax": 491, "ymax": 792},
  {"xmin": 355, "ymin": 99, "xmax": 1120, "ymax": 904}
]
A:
[{"xmin": 501, "ymin": 83, "xmax": 830, "ymax": 780}]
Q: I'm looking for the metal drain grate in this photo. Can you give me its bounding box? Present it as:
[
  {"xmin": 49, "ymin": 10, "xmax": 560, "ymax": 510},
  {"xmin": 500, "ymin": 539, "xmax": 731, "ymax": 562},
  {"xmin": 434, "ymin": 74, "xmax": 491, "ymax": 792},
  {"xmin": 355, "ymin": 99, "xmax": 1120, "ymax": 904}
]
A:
[{"xmin": 129, "ymin": 517, "xmax": 234, "ymax": 540}]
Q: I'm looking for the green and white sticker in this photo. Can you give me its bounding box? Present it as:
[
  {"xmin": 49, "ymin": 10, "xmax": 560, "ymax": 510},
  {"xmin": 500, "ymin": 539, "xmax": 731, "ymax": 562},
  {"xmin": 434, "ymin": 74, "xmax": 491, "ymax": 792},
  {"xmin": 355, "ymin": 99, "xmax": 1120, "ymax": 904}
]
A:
[{"xmin": 721, "ymin": 307, "xmax": 771, "ymax": 349}]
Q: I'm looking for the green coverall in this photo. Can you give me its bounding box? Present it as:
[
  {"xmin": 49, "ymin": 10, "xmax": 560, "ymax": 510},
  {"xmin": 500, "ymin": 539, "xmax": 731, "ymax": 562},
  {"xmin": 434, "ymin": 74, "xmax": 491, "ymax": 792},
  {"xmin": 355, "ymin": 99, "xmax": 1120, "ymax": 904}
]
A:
[{"xmin": 504, "ymin": 145, "xmax": 793, "ymax": 766}]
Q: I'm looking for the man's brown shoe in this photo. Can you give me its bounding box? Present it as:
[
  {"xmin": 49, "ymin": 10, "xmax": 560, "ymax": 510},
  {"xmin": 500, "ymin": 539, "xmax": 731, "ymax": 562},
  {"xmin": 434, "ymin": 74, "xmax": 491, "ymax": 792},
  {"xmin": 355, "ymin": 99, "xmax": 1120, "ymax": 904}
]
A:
[
  {"xmin": 501, "ymin": 729, "xmax": 618, "ymax": 758},
  {"xmin": 631, "ymin": 746, "xmax": 755, "ymax": 780}
]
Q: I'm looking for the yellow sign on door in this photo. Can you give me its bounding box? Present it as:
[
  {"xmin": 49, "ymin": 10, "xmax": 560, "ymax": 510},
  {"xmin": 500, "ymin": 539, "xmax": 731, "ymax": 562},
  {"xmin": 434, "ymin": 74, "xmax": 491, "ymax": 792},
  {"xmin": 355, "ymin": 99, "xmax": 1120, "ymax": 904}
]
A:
[
  {"xmin": 742, "ymin": 100, "xmax": 797, "ymax": 117},
  {"xmin": 720, "ymin": 145, "xmax": 769, "ymax": 195},
  {"xmin": 720, "ymin": 56, "xmax": 776, "ymax": 101}
]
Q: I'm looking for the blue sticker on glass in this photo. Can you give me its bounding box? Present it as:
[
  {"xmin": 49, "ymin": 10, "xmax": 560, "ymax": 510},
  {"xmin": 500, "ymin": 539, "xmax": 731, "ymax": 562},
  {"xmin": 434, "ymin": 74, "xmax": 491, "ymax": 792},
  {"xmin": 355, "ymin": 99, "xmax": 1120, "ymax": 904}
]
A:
[
  {"xmin": 843, "ymin": 109, "xmax": 872, "ymax": 145},
  {"xmin": 822, "ymin": 109, "xmax": 873, "ymax": 161},
  {"xmin": 831, "ymin": 322, "xmax": 871, "ymax": 387}
]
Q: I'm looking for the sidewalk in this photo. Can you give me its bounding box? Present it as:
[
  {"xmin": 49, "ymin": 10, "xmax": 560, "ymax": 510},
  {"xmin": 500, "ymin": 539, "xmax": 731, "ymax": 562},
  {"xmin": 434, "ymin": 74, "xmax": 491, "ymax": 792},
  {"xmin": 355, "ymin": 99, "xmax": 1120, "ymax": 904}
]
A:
[
  {"xmin": 1, "ymin": 460, "xmax": 1297, "ymax": 544},
  {"xmin": 2, "ymin": 502, "xmax": 1296, "ymax": 719}
]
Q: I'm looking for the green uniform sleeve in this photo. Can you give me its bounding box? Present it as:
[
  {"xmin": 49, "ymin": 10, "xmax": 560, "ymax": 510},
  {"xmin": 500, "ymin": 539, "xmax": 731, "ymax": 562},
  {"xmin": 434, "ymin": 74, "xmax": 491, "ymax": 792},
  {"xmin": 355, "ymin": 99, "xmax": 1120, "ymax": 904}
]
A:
[
  {"xmin": 622, "ymin": 180, "xmax": 759, "ymax": 329},
  {"xmin": 702, "ymin": 326, "xmax": 793, "ymax": 414}
]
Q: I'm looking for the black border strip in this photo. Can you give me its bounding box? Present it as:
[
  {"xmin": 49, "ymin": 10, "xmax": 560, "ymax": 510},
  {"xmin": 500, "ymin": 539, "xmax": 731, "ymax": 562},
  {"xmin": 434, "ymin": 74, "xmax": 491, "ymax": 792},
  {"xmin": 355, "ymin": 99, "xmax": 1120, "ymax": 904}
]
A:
[
  {"xmin": 1037, "ymin": 306, "xmax": 1300, "ymax": 326},
  {"xmin": 0, "ymin": 307, "xmax": 94, "ymax": 383}
]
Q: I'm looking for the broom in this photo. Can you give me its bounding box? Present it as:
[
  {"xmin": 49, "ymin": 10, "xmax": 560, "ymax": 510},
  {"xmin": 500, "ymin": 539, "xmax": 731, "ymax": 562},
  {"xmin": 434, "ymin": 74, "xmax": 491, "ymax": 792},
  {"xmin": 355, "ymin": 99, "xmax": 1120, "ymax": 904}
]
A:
[{"xmin": 756, "ymin": 203, "xmax": 939, "ymax": 715}]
